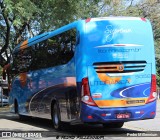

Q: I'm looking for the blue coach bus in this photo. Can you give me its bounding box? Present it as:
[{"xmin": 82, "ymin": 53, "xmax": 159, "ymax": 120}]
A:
[{"xmin": 4, "ymin": 17, "xmax": 157, "ymax": 130}]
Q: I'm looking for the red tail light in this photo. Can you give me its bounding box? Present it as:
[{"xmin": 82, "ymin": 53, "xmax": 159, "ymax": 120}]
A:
[
  {"xmin": 141, "ymin": 17, "xmax": 147, "ymax": 22},
  {"xmin": 85, "ymin": 18, "xmax": 91, "ymax": 23},
  {"xmin": 81, "ymin": 77, "xmax": 97, "ymax": 106},
  {"xmin": 146, "ymin": 74, "xmax": 157, "ymax": 104}
]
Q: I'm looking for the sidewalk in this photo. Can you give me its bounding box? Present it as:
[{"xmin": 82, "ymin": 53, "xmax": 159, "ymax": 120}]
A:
[{"xmin": 0, "ymin": 105, "xmax": 9, "ymax": 112}]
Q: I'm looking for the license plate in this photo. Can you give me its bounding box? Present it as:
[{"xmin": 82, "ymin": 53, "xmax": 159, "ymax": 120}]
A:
[{"xmin": 116, "ymin": 113, "xmax": 131, "ymax": 119}]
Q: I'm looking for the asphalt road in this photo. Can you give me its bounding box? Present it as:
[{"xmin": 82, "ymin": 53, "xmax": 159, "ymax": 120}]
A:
[{"xmin": 0, "ymin": 100, "xmax": 160, "ymax": 140}]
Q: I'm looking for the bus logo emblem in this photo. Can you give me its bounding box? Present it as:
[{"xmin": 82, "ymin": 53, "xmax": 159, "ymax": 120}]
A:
[
  {"xmin": 118, "ymin": 65, "xmax": 124, "ymax": 71},
  {"xmin": 105, "ymin": 25, "xmax": 132, "ymax": 42}
]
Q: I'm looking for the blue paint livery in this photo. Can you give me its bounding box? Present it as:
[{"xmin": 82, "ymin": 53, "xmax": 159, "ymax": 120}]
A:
[{"xmin": 9, "ymin": 17, "xmax": 157, "ymax": 125}]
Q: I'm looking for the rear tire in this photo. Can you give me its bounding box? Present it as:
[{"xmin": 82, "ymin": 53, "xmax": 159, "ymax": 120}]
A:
[
  {"xmin": 52, "ymin": 102, "xmax": 62, "ymax": 130},
  {"xmin": 103, "ymin": 122, "xmax": 124, "ymax": 128}
]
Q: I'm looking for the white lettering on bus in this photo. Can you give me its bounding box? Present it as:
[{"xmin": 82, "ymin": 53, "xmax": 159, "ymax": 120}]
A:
[{"xmin": 105, "ymin": 25, "xmax": 132, "ymax": 42}]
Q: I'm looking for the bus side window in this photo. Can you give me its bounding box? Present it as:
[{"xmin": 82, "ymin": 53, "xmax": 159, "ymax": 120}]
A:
[
  {"xmin": 30, "ymin": 28, "xmax": 77, "ymax": 71},
  {"xmin": 13, "ymin": 48, "xmax": 32, "ymax": 73}
]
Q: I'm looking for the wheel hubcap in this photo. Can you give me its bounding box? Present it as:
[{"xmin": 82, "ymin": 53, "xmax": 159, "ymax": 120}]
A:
[{"xmin": 54, "ymin": 105, "xmax": 59, "ymax": 126}]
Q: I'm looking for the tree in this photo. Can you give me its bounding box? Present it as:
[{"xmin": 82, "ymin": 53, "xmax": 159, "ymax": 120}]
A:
[
  {"xmin": 0, "ymin": 0, "xmax": 108, "ymax": 67},
  {"xmin": 0, "ymin": 0, "xmax": 40, "ymax": 66}
]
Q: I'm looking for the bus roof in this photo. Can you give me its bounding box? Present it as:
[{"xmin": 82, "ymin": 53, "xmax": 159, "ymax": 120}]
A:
[
  {"xmin": 85, "ymin": 17, "xmax": 146, "ymax": 22},
  {"xmin": 13, "ymin": 16, "xmax": 147, "ymax": 53},
  {"xmin": 13, "ymin": 20, "xmax": 79, "ymax": 53}
]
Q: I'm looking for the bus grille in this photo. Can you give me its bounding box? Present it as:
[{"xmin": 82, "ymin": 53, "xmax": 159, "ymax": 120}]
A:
[{"xmin": 93, "ymin": 61, "xmax": 147, "ymax": 73}]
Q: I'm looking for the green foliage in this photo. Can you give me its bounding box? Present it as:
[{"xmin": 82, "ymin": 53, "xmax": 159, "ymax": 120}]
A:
[
  {"xmin": 0, "ymin": 67, "xmax": 2, "ymax": 76},
  {"xmin": 0, "ymin": 0, "xmax": 41, "ymax": 65}
]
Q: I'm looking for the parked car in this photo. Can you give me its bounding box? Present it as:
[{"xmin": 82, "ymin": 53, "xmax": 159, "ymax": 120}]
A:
[{"xmin": 0, "ymin": 94, "xmax": 9, "ymax": 106}]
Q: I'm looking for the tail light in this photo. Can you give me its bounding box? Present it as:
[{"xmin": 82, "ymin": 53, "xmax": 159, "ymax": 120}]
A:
[
  {"xmin": 85, "ymin": 18, "xmax": 91, "ymax": 23},
  {"xmin": 81, "ymin": 77, "xmax": 97, "ymax": 106},
  {"xmin": 141, "ymin": 17, "xmax": 147, "ymax": 22},
  {"xmin": 146, "ymin": 74, "xmax": 157, "ymax": 104}
]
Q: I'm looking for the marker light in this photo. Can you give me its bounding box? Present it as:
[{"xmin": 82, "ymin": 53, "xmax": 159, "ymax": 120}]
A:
[{"xmin": 87, "ymin": 115, "xmax": 93, "ymax": 119}]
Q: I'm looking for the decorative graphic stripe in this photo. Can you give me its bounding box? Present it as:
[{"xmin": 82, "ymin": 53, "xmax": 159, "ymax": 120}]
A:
[
  {"xmin": 96, "ymin": 69, "xmax": 143, "ymax": 73},
  {"xmin": 95, "ymin": 44, "xmax": 143, "ymax": 48},
  {"xmin": 20, "ymin": 40, "xmax": 28, "ymax": 50},
  {"xmin": 97, "ymin": 73, "xmax": 122, "ymax": 85},
  {"xmin": 119, "ymin": 83, "xmax": 150, "ymax": 98},
  {"xmin": 94, "ymin": 98, "xmax": 148, "ymax": 108},
  {"xmin": 143, "ymin": 87, "xmax": 150, "ymax": 97},
  {"xmin": 110, "ymin": 83, "xmax": 150, "ymax": 99},
  {"xmin": 108, "ymin": 73, "xmax": 135, "ymax": 76},
  {"xmin": 28, "ymin": 77, "xmax": 76, "ymax": 115}
]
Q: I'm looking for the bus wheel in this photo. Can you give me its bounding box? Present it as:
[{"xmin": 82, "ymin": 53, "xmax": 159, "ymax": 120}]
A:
[
  {"xmin": 52, "ymin": 102, "xmax": 62, "ymax": 130},
  {"xmin": 103, "ymin": 122, "xmax": 124, "ymax": 128}
]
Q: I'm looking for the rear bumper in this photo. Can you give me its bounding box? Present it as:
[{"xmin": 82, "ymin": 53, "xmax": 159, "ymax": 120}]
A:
[{"xmin": 80, "ymin": 100, "xmax": 157, "ymax": 123}]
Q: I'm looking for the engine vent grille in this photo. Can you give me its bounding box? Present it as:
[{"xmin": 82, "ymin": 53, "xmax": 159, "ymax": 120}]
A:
[{"xmin": 93, "ymin": 61, "xmax": 147, "ymax": 73}]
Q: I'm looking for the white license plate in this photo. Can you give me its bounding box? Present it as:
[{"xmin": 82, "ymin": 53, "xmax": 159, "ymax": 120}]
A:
[{"xmin": 116, "ymin": 113, "xmax": 131, "ymax": 119}]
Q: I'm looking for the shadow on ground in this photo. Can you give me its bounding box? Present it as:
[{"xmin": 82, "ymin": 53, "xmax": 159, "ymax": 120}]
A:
[{"xmin": 0, "ymin": 110, "xmax": 143, "ymax": 136}]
